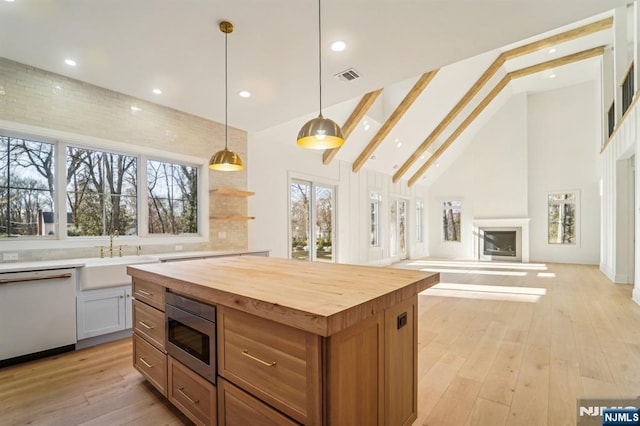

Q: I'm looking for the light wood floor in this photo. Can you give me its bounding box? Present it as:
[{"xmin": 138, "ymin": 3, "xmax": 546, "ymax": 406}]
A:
[{"xmin": 0, "ymin": 261, "xmax": 639, "ymax": 425}]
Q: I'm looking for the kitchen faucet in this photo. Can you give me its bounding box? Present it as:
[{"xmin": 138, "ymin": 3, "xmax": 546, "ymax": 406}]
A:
[{"xmin": 109, "ymin": 230, "xmax": 119, "ymax": 257}]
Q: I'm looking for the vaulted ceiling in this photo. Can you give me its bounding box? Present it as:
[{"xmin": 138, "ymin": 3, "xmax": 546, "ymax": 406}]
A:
[{"xmin": 0, "ymin": 0, "xmax": 627, "ymax": 185}]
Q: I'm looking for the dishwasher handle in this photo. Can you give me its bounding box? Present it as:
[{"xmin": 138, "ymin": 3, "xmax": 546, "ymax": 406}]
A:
[{"xmin": 0, "ymin": 273, "xmax": 73, "ymax": 285}]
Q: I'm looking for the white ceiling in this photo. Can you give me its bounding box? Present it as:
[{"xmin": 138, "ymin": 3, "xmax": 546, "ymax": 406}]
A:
[{"xmin": 0, "ymin": 0, "xmax": 628, "ymax": 136}]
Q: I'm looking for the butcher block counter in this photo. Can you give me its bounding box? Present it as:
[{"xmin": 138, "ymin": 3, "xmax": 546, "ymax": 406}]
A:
[{"xmin": 127, "ymin": 256, "xmax": 438, "ymax": 426}]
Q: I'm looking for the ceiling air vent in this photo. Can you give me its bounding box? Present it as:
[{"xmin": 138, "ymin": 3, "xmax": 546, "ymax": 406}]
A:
[{"xmin": 335, "ymin": 68, "xmax": 361, "ymax": 82}]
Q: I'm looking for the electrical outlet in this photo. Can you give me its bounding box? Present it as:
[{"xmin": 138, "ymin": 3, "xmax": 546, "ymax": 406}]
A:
[
  {"xmin": 218, "ymin": 231, "xmax": 227, "ymax": 239},
  {"xmin": 2, "ymin": 252, "xmax": 19, "ymax": 261},
  {"xmin": 174, "ymin": 245, "xmax": 183, "ymax": 251}
]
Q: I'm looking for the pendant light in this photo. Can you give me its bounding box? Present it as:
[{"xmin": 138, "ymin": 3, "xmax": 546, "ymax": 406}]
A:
[
  {"xmin": 209, "ymin": 21, "xmax": 244, "ymax": 171},
  {"xmin": 296, "ymin": 0, "xmax": 344, "ymax": 150}
]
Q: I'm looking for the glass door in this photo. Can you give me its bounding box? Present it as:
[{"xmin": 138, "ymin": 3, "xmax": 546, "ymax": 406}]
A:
[
  {"xmin": 389, "ymin": 198, "xmax": 408, "ymax": 261},
  {"xmin": 290, "ymin": 179, "xmax": 335, "ymax": 262}
]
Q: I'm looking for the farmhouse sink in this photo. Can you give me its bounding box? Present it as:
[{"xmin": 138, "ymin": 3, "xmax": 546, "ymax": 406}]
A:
[{"xmin": 79, "ymin": 255, "xmax": 160, "ymax": 290}]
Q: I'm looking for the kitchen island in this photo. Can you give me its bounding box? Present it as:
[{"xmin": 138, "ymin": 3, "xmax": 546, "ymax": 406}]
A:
[{"xmin": 127, "ymin": 256, "xmax": 438, "ymax": 426}]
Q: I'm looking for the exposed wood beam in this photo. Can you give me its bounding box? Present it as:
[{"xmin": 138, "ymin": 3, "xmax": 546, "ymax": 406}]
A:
[
  {"xmin": 392, "ymin": 55, "xmax": 505, "ymax": 183},
  {"xmin": 408, "ymin": 76, "xmax": 510, "ymax": 186},
  {"xmin": 322, "ymin": 89, "xmax": 383, "ymax": 165},
  {"xmin": 509, "ymin": 46, "xmax": 604, "ymax": 80},
  {"xmin": 407, "ymin": 46, "xmax": 606, "ymax": 186},
  {"xmin": 352, "ymin": 70, "xmax": 439, "ymax": 173},
  {"xmin": 503, "ymin": 17, "xmax": 612, "ymax": 60},
  {"xmin": 394, "ymin": 18, "xmax": 613, "ymax": 183}
]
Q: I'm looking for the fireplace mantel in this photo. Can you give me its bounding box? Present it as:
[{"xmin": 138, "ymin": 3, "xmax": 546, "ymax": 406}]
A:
[{"xmin": 472, "ymin": 218, "xmax": 531, "ymax": 262}]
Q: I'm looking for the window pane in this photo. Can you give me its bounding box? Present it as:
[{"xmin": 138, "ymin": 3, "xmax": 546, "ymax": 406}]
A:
[
  {"xmin": 290, "ymin": 181, "xmax": 310, "ymax": 260},
  {"xmin": 442, "ymin": 200, "xmax": 461, "ymax": 242},
  {"xmin": 416, "ymin": 199, "xmax": 424, "ymax": 243},
  {"xmin": 147, "ymin": 160, "xmax": 198, "ymax": 234},
  {"xmin": 547, "ymin": 192, "xmax": 576, "ymax": 244},
  {"xmin": 315, "ymin": 185, "xmax": 333, "ymax": 262},
  {"xmin": 370, "ymin": 191, "xmax": 380, "ymax": 247},
  {"xmin": 0, "ymin": 136, "xmax": 56, "ymax": 238},
  {"xmin": 66, "ymin": 147, "xmax": 137, "ymax": 236}
]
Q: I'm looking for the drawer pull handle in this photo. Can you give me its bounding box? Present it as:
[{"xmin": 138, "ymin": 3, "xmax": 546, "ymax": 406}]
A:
[
  {"xmin": 178, "ymin": 387, "xmax": 199, "ymax": 404},
  {"xmin": 242, "ymin": 350, "xmax": 277, "ymax": 367},
  {"xmin": 139, "ymin": 357, "xmax": 153, "ymax": 368},
  {"xmin": 139, "ymin": 320, "xmax": 154, "ymax": 329},
  {"xmin": 137, "ymin": 289, "xmax": 152, "ymax": 296}
]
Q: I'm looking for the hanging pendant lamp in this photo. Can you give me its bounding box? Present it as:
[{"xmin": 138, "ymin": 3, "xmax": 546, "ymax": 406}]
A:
[
  {"xmin": 296, "ymin": 0, "xmax": 344, "ymax": 150},
  {"xmin": 209, "ymin": 20, "xmax": 244, "ymax": 171}
]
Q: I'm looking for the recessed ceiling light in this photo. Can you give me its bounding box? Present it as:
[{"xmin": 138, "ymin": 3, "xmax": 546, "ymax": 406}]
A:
[
  {"xmin": 435, "ymin": 163, "xmax": 440, "ymax": 168},
  {"xmin": 392, "ymin": 164, "xmax": 399, "ymax": 170},
  {"xmin": 396, "ymin": 141, "xmax": 402, "ymax": 148},
  {"xmin": 370, "ymin": 155, "xmax": 376, "ymax": 160},
  {"xmin": 64, "ymin": 59, "xmax": 76, "ymax": 67},
  {"xmin": 363, "ymin": 121, "xmax": 370, "ymax": 131},
  {"xmin": 420, "ymin": 154, "xmax": 425, "ymax": 160},
  {"xmin": 549, "ymin": 74, "xmax": 556, "ymax": 79},
  {"xmin": 130, "ymin": 105, "xmax": 141, "ymax": 112},
  {"xmin": 4, "ymin": 0, "xmax": 16, "ymax": 3},
  {"xmin": 238, "ymin": 90, "xmax": 251, "ymax": 98},
  {"xmin": 152, "ymin": 88, "xmax": 162, "ymax": 95},
  {"xmin": 331, "ymin": 40, "xmax": 346, "ymax": 52},
  {"xmin": 549, "ymin": 48, "xmax": 557, "ymax": 54}
]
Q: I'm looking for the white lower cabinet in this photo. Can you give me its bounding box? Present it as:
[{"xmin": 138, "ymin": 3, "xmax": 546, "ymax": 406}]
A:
[{"xmin": 76, "ymin": 285, "xmax": 132, "ymax": 339}]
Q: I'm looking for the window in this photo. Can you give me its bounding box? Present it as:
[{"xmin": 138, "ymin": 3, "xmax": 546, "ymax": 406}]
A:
[
  {"xmin": 66, "ymin": 146, "xmax": 137, "ymax": 236},
  {"xmin": 1, "ymin": 131, "xmax": 202, "ymax": 241},
  {"xmin": 548, "ymin": 192, "xmax": 577, "ymax": 244},
  {"xmin": 442, "ymin": 200, "xmax": 461, "ymax": 242},
  {"xmin": 370, "ymin": 191, "xmax": 381, "ymax": 247},
  {"xmin": 290, "ymin": 179, "xmax": 335, "ymax": 262},
  {"xmin": 147, "ymin": 160, "xmax": 198, "ymax": 234},
  {"xmin": 0, "ymin": 136, "xmax": 55, "ymax": 237},
  {"xmin": 416, "ymin": 199, "xmax": 424, "ymax": 243}
]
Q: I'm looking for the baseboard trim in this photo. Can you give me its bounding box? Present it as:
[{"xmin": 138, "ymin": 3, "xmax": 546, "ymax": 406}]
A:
[
  {"xmin": 633, "ymin": 288, "xmax": 640, "ymax": 306},
  {"xmin": 0, "ymin": 344, "xmax": 75, "ymax": 368}
]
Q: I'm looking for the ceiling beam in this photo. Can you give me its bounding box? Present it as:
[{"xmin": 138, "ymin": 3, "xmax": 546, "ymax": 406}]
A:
[
  {"xmin": 393, "ymin": 17, "xmax": 613, "ymax": 184},
  {"xmin": 407, "ymin": 46, "xmax": 606, "ymax": 186},
  {"xmin": 503, "ymin": 17, "xmax": 612, "ymax": 61},
  {"xmin": 322, "ymin": 89, "xmax": 383, "ymax": 165},
  {"xmin": 392, "ymin": 55, "xmax": 504, "ymax": 183},
  {"xmin": 352, "ymin": 70, "xmax": 439, "ymax": 173}
]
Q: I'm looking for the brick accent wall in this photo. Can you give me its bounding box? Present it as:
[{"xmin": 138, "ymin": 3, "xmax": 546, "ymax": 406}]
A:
[{"xmin": 0, "ymin": 57, "xmax": 248, "ymax": 255}]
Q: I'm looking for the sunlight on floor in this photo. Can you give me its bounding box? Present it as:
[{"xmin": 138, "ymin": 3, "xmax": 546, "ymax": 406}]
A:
[
  {"xmin": 418, "ymin": 267, "xmax": 528, "ymax": 277},
  {"xmin": 406, "ymin": 259, "xmax": 548, "ymax": 271},
  {"xmin": 422, "ymin": 282, "xmax": 547, "ymax": 303}
]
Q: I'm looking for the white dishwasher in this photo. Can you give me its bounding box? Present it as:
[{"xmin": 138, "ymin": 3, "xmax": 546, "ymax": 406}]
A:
[{"xmin": 0, "ymin": 268, "xmax": 77, "ymax": 366}]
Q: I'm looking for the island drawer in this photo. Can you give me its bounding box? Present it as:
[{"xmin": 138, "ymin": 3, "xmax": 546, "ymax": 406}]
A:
[
  {"xmin": 218, "ymin": 377, "xmax": 299, "ymax": 425},
  {"xmin": 168, "ymin": 356, "xmax": 216, "ymax": 426},
  {"xmin": 133, "ymin": 334, "xmax": 167, "ymax": 396},
  {"xmin": 132, "ymin": 279, "xmax": 165, "ymax": 311},
  {"xmin": 218, "ymin": 306, "xmax": 321, "ymax": 424},
  {"xmin": 133, "ymin": 299, "xmax": 166, "ymax": 351}
]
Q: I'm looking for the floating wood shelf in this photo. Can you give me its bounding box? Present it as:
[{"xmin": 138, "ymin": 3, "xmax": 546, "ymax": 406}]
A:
[
  {"xmin": 210, "ymin": 216, "xmax": 255, "ymax": 221},
  {"xmin": 211, "ymin": 188, "xmax": 255, "ymax": 197}
]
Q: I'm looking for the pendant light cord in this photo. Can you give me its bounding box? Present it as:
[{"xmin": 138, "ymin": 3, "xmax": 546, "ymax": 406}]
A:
[
  {"xmin": 224, "ymin": 29, "xmax": 229, "ymax": 150},
  {"xmin": 318, "ymin": 0, "xmax": 322, "ymax": 115}
]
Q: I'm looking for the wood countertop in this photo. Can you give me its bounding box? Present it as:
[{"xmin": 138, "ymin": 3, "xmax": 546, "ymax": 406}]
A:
[{"xmin": 127, "ymin": 256, "xmax": 438, "ymax": 337}]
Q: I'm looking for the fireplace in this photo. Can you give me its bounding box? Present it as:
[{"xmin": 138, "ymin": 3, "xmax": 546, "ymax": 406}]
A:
[
  {"xmin": 483, "ymin": 231, "xmax": 516, "ymax": 257},
  {"xmin": 472, "ymin": 218, "xmax": 531, "ymax": 262}
]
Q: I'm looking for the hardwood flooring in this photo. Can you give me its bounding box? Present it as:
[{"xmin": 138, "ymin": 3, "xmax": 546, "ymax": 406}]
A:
[{"xmin": 0, "ymin": 261, "xmax": 639, "ymax": 425}]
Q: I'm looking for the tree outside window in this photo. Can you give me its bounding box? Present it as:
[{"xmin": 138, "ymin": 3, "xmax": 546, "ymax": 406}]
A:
[
  {"xmin": 548, "ymin": 192, "xmax": 576, "ymax": 244},
  {"xmin": 147, "ymin": 160, "xmax": 198, "ymax": 234},
  {"xmin": 0, "ymin": 136, "xmax": 55, "ymax": 237},
  {"xmin": 442, "ymin": 200, "xmax": 461, "ymax": 242}
]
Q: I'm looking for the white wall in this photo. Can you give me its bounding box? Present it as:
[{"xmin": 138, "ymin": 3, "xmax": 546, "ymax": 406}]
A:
[
  {"xmin": 247, "ymin": 132, "xmax": 428, "ymax": 265},
  {"xmin": 527, "ymin": 81, "xmax": 601, "ymax": 264},
  {"xmin": 428, "ymin": 93, "xmax": 529, "ymax": 258}
]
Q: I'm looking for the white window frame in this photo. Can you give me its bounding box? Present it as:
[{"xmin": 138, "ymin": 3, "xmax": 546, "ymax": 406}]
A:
[
  {"xmin": 416, "ymin": 198, "xmax": 424, "ymax": 243},
  {"xmin": 0, "ymin": 120, "xmax": 209, "ymax": 250}
]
